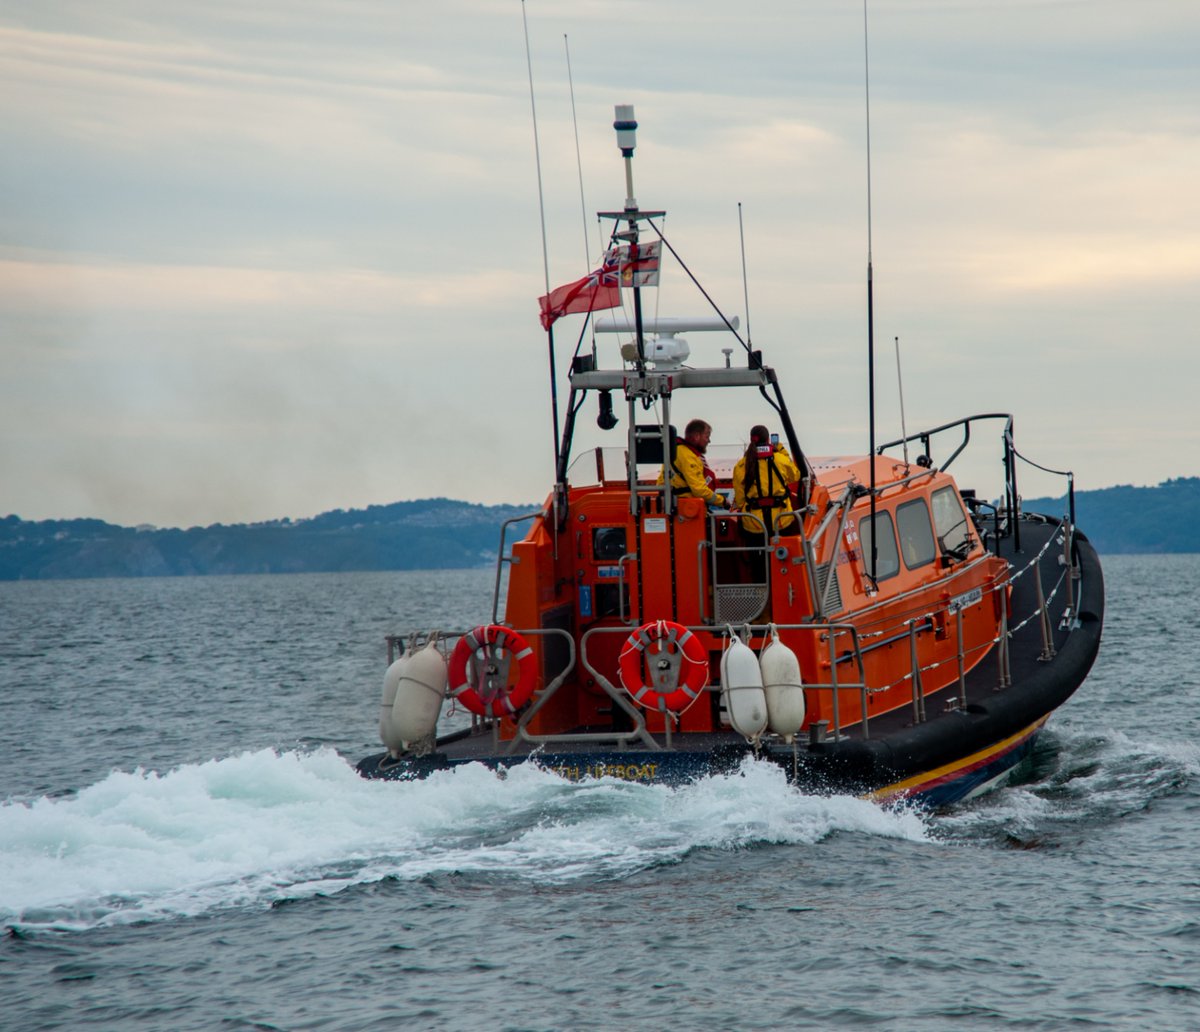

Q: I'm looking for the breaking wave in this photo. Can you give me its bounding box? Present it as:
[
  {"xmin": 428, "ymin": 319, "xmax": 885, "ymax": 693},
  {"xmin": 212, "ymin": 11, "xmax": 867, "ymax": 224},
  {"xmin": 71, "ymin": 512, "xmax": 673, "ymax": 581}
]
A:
[{"xmin": 1, "ymin": 748, "xmax": 929, "ymax": 932}]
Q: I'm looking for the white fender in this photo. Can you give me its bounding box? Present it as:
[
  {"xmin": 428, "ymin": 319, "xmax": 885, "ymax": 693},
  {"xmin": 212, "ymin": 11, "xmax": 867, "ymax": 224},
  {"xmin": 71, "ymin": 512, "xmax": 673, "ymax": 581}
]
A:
[
  {"xmin": 760, "ymin": 632, "xmax": 805, "ymax": 744},
  {"xmin": 390, "ymin": 642, "xmax": 448, "ymax": 749},
  {"xmin": 379, "ymin": 652, "xmax": 411, "ymax": 754},
  {"xmin": 720, "ymin": 636, "xmax": 768, "ymax": 741}
]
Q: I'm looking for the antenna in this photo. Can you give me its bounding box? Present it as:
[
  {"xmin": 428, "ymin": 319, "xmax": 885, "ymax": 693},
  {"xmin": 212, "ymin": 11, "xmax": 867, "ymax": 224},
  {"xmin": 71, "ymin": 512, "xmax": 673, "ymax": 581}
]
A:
[
  {"xmin": 521, "ymin": 1, "xmax": 566, "ymax": 542},
  {"xmin": 564, "ymin": 35, "xmax": 592, "ymax": 272},
  {"xmin": 894, "ymin": 335, "xmax": 910, "ymax": 468},
  {"xmin": 738, "ymin": 202, "xmax": 752, "ymax": 346},
  {"xmin": 863, "ymin": 0, "xmax": 878, "ymax": 584}
]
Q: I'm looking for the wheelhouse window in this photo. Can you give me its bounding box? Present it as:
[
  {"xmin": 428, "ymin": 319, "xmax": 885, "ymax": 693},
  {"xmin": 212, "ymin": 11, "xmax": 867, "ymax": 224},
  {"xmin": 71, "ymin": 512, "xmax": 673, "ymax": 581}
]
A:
[
  {"xmin": 858, "ymin": 511, "xmax": 900, "ymax": 580},
  {"xmin": 932, "ymin": 486, "xmax": 972, "ymax": 557},
  {"xmin": 896, "ymin": 498, "xmax": 937, "ymax": 570}
]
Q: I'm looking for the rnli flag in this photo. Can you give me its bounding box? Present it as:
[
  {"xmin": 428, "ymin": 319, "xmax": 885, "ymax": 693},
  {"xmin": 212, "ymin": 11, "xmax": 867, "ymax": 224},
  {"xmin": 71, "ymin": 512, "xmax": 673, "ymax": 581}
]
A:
[
  {"xmin": 538, "ymin": 266, "xmax": 621, "ymax": 330},
  {"xmin": 604, "ymin": 240, "xmax": 661, "ymax": 288}
]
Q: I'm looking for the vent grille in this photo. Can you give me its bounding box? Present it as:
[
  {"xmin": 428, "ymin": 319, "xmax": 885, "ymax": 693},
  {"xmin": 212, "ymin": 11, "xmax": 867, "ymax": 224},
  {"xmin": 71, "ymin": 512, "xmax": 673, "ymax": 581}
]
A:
[
  {"xmin": 814, "ymin": 561, "xmax": 843, "ymax": 614},
  {"xmin": 714, "ymin": 585, "xmax": 769, "ymax": 624}
]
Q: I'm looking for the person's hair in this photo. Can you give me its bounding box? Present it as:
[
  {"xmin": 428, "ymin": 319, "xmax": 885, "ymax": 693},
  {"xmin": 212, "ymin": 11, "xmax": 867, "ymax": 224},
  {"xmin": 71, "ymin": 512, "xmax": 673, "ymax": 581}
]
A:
[
  {"xmin": 684, "ymin": 419, "xmax": 711, "ymax": 439},
  {"xmin": 743, "ymin": 425, "xmax": 771, "ymax": 498}
]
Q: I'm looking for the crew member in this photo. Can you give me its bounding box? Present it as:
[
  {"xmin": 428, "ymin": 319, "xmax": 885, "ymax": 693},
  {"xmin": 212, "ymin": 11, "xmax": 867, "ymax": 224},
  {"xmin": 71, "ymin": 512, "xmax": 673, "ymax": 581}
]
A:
[
  {"xmin": 732, "ymin": 425, "xmax": 802, "ymax": 538},
  {"xmin": 659, "ymin": 418, "xmax": 719, "ymax": 507}
]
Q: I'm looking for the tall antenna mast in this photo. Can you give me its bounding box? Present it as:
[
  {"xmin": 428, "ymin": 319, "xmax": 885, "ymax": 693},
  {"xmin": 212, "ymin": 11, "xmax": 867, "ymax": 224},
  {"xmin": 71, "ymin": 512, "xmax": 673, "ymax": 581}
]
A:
[
  {"xmin": 522, "ymin": 1, "xmax": 566, "ymax": 538},
  {"xmin": 894, "ymin": 335, "xmax": 910, "ymax": 468},
  {"xmin": 863, "ymin": 0, "xmax": 878, "ymax": 584},
  {"xmin": 564, "ymin": 35, "xmax": 592, "ymax": 272},
  {"xmin": 738, "ymin": 202, "xmax": 752, "ymax": 346}
]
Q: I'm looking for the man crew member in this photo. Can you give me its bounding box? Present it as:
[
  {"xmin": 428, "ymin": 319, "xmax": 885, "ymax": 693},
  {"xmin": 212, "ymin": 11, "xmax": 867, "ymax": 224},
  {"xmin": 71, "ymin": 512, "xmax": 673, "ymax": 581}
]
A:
[{"xmin": 659, "ymin": 418, "xmax": 720, "ymax": 508}]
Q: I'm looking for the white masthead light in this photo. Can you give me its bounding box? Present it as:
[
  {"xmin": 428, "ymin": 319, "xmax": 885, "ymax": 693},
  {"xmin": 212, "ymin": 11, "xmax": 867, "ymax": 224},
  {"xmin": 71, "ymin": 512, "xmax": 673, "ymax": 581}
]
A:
[{"xmin": 613, "ymin": 104, "xmax": 638, "ymax": 210}]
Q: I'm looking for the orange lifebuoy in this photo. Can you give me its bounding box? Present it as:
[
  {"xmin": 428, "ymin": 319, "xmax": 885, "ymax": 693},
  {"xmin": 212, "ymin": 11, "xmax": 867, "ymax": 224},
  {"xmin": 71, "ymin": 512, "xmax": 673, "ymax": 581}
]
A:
[
  {"xmin": 448, "ymin": 625, "xmax": 537, "ymax": 717},
  {"xmin": 618, "ymin": 619, "xmax": 709, "ymax": 714}
]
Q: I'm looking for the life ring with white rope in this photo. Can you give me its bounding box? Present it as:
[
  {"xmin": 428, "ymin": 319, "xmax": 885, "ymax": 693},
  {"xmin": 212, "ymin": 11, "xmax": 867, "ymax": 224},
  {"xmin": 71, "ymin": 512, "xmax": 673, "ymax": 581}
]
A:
[
  {"xmin": 618, "ymin": 619, "xmax": 709, "ymax": 714},
  {"xmin": 448, "ymin": 624, "xmax": 536, "ymax": 717}
]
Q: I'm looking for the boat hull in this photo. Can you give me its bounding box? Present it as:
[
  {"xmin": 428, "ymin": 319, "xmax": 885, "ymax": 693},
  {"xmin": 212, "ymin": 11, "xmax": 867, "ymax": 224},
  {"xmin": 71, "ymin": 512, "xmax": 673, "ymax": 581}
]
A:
[{"xmin": 355, "ymin": 712, "xmax": 1047, "ymax": 809}]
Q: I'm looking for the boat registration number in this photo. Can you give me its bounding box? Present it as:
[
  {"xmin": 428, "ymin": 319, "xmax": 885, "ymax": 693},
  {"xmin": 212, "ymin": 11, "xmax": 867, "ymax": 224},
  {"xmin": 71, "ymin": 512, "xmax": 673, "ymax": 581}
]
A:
[{"xmin": 949, "ymin": 586, "xmax": 983, "ymax": 611}]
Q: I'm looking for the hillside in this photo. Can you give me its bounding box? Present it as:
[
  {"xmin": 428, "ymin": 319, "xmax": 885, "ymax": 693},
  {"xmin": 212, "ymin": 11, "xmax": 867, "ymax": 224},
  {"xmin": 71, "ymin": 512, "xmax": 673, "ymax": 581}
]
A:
[
  {"xmin": 0, "ymin": 499, "xmax": 538, "ymax": 580},
  {"xmin": 2, "ymin": 478, "xmax": 1196, "ymax": 580},
  {"xmin": 1023, "ymin": 476, "xmax": 1200, "ymax": 555}
]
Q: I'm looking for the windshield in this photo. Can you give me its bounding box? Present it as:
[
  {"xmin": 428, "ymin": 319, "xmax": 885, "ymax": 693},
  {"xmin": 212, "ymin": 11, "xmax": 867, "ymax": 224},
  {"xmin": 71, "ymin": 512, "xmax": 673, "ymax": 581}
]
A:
[{"xmin": 566, "ymin": 442, "xmax": 749, "ymax": 488}]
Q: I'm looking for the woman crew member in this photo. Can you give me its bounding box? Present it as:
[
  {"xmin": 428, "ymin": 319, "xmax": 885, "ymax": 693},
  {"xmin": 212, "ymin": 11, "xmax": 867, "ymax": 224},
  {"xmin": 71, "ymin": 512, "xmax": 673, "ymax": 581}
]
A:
[{"xmin": 732, "ymin": 425, "xmax": 802, "ymax": 538}]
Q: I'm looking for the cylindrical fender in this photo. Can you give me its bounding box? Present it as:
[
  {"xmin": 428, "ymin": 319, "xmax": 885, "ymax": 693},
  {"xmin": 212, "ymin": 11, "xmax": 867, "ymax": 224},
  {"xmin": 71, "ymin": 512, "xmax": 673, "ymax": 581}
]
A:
[
  {"xmin": 618, "ymin": 620, "xmax": 709, "ymax": 714},
  {"xmin": 390, "ymin": 642, "xmax": 448, "ymax": 748},
  {"xmin": 721, "ymin": 635, "xmax": 768, "ymax": 741},
  {"xmin": 379, "ymin": 652, "xmax": 411, "ymax": 754},
  {"xmin": 448, "ymin": 625, "xmax": 537, "ymax": 717},
  {"xmin": 760, "ymin": 630, "xmax": 805, "ymax": 744}
]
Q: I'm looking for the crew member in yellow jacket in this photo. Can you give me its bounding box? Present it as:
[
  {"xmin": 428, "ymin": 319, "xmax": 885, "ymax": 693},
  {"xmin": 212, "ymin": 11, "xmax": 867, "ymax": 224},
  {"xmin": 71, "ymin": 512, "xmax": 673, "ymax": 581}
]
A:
[
  {"xmin": 657, "ymin": 419, "xmax": 719, "ymax": 506},
  {"xmin": 732, "ymin": 424, "xmax": 802, "ymax": 537}
]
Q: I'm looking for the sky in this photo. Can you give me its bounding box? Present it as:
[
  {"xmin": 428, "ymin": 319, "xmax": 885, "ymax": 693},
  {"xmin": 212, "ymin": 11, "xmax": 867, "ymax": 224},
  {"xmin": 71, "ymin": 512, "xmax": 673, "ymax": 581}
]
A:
[{"xmin": 2, "ymin": 0, "xmax": 1197, "ymax": 528}]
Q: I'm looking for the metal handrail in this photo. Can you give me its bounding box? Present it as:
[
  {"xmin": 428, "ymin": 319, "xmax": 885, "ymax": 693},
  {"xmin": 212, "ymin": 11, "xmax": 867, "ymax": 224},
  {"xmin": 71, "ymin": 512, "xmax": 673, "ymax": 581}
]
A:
[
  {"xmin": 813, "ymin": 622, "xmax": 869, "ymax": 741},
  {"xmin": 877, "ymin": 412, "xmax": 1078, "ymax": 558},
  {"xmin": 491, "ymin": 510, "xmax": 543, "ymax": 623},
  {"xmin": 703, "ymin": 511, "xmax": 770, "ymax": 624},
  {"xmin": 850, "ymin": 516, "xmax": 1075, "ymax": 701}
]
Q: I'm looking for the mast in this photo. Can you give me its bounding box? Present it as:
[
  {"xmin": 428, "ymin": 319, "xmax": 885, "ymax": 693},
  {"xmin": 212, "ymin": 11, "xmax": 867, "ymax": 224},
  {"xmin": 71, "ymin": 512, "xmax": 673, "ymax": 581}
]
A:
[{"xmin": 613, "ymin": 105, "xmax": 648, "ymax": 373}]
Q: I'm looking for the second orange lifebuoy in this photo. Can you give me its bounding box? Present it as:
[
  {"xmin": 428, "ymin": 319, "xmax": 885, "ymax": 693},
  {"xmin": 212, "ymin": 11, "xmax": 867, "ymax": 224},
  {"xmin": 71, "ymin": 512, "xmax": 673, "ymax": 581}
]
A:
[
  {"xmin": 618, "ymin": 619, "xmax": 709, "ymax": 714},
  {"xmin": 448, "ymin": 625, "xmax": 536, "ymax": 717}
]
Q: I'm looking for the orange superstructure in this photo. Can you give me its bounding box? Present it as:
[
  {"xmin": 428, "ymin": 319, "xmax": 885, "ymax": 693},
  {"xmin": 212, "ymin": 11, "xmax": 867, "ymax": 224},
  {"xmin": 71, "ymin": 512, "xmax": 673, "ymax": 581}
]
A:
[{"xmin": 496, "ymin": 441, "xmax": 1012, "ymax": 746}]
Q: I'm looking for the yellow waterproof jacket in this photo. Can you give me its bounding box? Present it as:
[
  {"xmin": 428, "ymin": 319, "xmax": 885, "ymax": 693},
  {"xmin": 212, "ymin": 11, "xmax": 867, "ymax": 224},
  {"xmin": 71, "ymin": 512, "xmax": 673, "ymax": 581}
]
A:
[
  {"xmin": 732, "ymin": 446, "xmax": 801, "ymax": 534},
  {"xmin": 658, "ymin": 442, "xmax": 717, "ymax": 503}
]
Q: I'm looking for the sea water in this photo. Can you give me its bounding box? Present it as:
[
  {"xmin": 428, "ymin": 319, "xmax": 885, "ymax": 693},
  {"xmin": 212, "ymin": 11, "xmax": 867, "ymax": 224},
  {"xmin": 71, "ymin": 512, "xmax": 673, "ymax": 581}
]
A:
[{"xmin": 2, "ymin": 557, "xmax": 1199, "ymax": 1030}]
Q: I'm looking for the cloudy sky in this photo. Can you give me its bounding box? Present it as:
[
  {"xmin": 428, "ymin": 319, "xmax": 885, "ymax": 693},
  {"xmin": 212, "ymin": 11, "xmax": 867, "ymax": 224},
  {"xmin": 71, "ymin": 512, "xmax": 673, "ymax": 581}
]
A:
[{"xmin": 3, "ymin": 1, "xmax": 1197, "ymax": 527}]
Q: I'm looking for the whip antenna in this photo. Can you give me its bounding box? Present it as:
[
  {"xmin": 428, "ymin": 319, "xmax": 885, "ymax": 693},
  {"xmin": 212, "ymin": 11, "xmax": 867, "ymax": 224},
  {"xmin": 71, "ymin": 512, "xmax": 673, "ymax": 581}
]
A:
[
  {"xmin": 863, "ymin": 0, "xmax": 878, "ymax": 584},
  {"xmin": 738, "ymin": 202, "xmax": 752, "ymax": 346},
  {"xmin": 894, "ymin": 335, "xmax": 910, "ymax": 468},
  {"xmin": 564, "ymin": 34, "xmax": 593, "ymax": 271},
  {"xmin": 522, "ymin": 1, "xmax": 551, "ymax": 323},
  {"xmin": 522, "ymin": 1, "xmax": 565, "ymax": 542}
]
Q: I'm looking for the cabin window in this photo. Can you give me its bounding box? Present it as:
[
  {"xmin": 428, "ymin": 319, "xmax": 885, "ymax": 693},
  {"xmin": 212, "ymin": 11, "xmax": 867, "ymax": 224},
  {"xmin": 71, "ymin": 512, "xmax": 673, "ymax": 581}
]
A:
[
  {"xmin": 932, "ymin": 486, "xmax": 972, "ymax": 556},
  {"xmin": 857, "ymin": 511, "xmax": 900, "ymax": 580},
  {"xmin": 896, "ymin": 498, "xmax": 937, "ymax": 569}
]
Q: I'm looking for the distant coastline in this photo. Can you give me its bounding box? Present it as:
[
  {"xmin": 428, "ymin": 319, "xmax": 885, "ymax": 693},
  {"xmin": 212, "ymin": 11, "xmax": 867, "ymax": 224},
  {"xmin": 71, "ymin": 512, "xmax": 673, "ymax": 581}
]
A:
[
  {"xmin": 2, "ymin": 479, "xmax": 1196, "ymax": 580},
  {"xmin": 1022, "ymin": 476, "xmax": 1199, "ymax": 556},
  {"xmin": 0, "ymin": 499, "xmax": 536, "ymax": 580}
]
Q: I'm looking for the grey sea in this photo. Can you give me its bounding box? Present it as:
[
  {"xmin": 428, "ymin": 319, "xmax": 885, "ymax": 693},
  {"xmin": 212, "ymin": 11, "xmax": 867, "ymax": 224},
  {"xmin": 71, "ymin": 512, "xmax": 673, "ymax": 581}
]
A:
[{"xmin": 2, "ymin": 555, "xmax": 1199, "ymax": 1031}]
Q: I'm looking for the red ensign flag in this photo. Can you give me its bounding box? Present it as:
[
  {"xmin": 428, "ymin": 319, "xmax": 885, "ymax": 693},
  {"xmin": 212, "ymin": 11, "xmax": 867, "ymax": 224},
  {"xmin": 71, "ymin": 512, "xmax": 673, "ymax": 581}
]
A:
[{"xmin": 538, "ymin": 269, "xmax": 621, "ymax": 330}]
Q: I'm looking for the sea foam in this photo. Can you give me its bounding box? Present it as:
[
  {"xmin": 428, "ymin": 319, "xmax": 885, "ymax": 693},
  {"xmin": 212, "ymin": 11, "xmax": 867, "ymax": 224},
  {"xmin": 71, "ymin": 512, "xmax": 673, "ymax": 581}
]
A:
[{"xmin": 0, "ymin": 748, "xmax": 928, "ymax": 931}]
